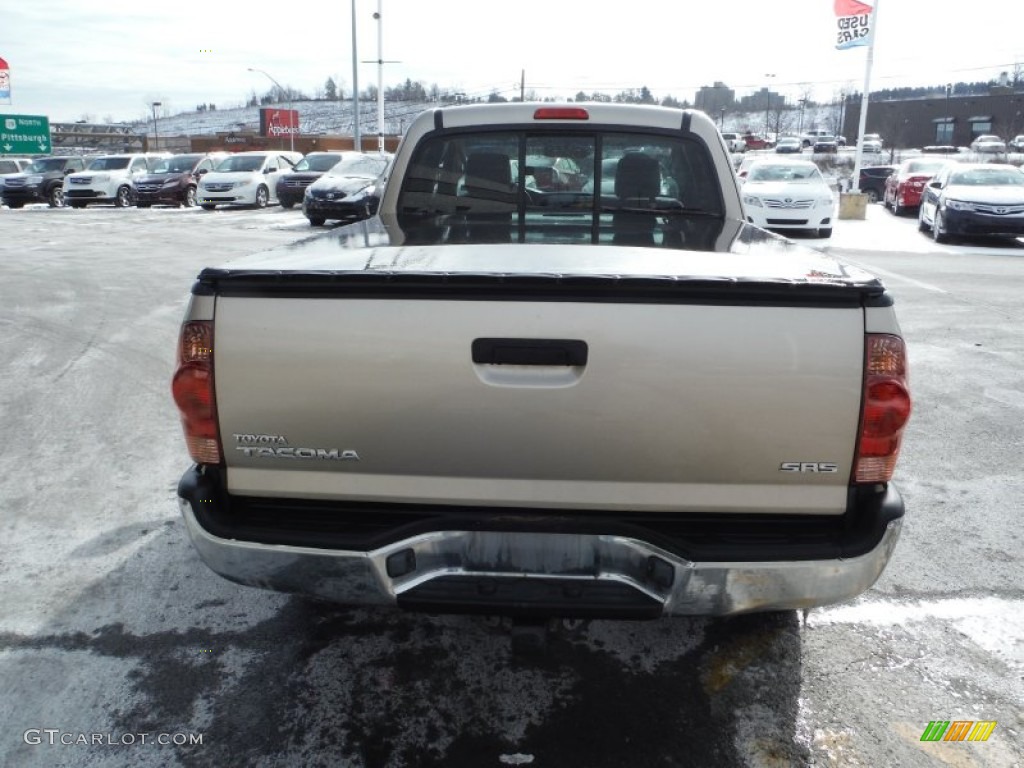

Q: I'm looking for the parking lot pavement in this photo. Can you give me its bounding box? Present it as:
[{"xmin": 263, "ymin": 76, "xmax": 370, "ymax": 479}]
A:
[{"xmin": 0, "ymin": 204, "xmax": 1021, "ymax": 767}]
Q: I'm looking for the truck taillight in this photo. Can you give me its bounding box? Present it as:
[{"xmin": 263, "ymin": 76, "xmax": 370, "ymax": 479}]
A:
[
  {"xmin": 854, "ymin": 334, "xmax": 911, "ymax": 483},
  {"xmin": 171, "ymin": 320, "xmax": 222, "ymax": 464}
]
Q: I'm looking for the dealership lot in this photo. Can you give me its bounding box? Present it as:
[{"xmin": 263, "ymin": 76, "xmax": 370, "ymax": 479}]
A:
[{"xmin": 0, "ymin": 203, "xmax": 1021, "ymax": 767}]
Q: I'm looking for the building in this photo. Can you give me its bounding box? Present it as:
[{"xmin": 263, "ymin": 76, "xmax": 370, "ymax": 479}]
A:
[
  {"xmin": 694, "ymin": 82, "xmax": 735, "ymax": 116},
  {"xmin": 842, "ymin": 87, "xmax": 1024, "ymax": 148}
]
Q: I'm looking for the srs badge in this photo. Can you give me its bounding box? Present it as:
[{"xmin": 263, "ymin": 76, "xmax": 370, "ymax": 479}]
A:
[{"xmin": 779, "ymin": 462, "xmax": 838, "ymax": 473}]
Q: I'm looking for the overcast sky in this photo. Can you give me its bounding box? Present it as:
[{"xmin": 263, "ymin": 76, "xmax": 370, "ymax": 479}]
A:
[{"xmin": 2, "ymin": 0, "xmax": 1022, "ymax": 124}]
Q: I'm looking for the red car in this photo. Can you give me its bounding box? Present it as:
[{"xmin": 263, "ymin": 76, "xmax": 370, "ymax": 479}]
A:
[
  {"xmin": 883, "ymin": 158, "xmax": 949, "ymax": 215},
  {"xmin": 741, "ymin": 133, "xmax": 775, "ymax": 150}
]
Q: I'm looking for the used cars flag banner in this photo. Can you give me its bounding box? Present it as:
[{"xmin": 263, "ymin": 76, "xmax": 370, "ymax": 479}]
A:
[
  {"xmin": 834, "ymin": 0, "xmax": 874, "ymax": 50},
  {"xmin": 0, "ymin": 57, "xmax": 11, "ymax": 104}
]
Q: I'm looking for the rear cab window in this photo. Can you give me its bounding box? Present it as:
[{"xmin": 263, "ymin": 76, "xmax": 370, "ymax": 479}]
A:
[{"xmin": 395, "ymin": 126, "xmax": 726, "ymax": 250}]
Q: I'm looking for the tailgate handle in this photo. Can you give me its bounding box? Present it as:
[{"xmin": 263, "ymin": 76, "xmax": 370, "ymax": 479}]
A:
[{"xmin": 472, "ymin": 338, "xmax": 588, "ymax": 367}]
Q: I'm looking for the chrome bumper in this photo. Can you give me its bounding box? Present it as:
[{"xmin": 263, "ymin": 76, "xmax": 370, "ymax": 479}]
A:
[{"xmin": 179, "ymin": 498, "xmax": 901, "ymax": 617}]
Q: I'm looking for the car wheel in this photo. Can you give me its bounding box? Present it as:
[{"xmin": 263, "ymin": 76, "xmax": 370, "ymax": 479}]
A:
[
  {"xmin": 6, "ymin": 201, "xmax": 25, "ymax": 209},
  {"xmin": 48, "ymin": 187, "xmax": 65, "ymax": 207},
  {"xmin": 280, "ymin": 200, "xmax": 295, "ymax": 210},
  {"xmin": 817, "ymin": 227, "xmax": 833, "ymax": 238},
  {"xmin": 69, "ymin": 202, "xmax": 86, "ymax": 209},
  {"xmin": 307, "ymin": 216, "xmax": 326, "ymax": 226},
  {"xmin": 891, "ymin": 195, "xmax": 904, "ymax": 216},
  {"xmin": 865, "ymin": 189, "xmax": 879, "ymax": 204},
  {"xmin": 918, "ymin": 206, "xmax": 929, "ymax": 232},
  {"xmin": 136, "ymin": 202, "xmax": 151, "ymax": 208},
  {"xmin": 932, "ymin": 210, "xmax": 949, "ymax": 243},
  {"xmin": 114, "ymin": 185, "xmax": 132, "ymax": 208},
  {"xmin": 254, "ymin": 186, "xmax": 269, "ymax": 208},
  {"xmin": 201, "ymin": 204, "xmax": 216, "ymax": 211},
  {"xmin": 183, "ymin": 187, "xmax": 197, "ymax": 208}
]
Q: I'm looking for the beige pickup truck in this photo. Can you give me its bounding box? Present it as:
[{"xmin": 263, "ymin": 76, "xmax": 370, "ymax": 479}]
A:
[{"xmin": 173, "ymin": 103, "xmax": 911, "ymax": 620}]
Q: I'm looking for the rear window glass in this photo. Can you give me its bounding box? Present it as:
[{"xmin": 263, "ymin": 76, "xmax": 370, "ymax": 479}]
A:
[{"xmin": 395, "ymin": 128, "xmax": 725, "ymax": 249}]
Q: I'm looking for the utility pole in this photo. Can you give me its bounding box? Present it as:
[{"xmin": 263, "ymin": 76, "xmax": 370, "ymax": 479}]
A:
[
  {"xmin": 352, "ymin": 0, "xmax": 361, "ymax": 151},
  {"xmin": 375, "ymin": 0, "xmax": 384, "ymax": 153},
  {"xmin": 362, "ymin": 0, "xmax": 399, "ymax": 153},
  {"xmin": 521, "ymin": 70, "xmax": 525, "ymax": 102}
]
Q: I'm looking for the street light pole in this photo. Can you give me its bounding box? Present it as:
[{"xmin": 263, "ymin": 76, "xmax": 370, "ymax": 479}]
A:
[
  {"xmin": 247, "ymin": 67, "xmax": 295, "ymax": 152},
  {"xmin": 151, "ymin": 101, "xmax": 161, "ymax": 151}
]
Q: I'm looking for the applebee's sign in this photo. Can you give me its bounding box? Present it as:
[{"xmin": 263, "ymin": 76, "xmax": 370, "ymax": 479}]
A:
[{"xmin": 259, "ymin": 108, "xmax": 300, "ymax": 138}]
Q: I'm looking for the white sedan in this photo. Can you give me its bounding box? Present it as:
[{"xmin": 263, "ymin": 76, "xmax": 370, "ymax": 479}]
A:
[{"xmin": 740, "ymin": 158, "xmax": 835, "ymax": 238}]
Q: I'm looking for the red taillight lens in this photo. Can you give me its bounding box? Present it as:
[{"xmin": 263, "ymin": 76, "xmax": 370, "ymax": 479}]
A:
[
  {"xmin": 855, "ymin": 334, "xmax": 911, "ymax": 483},
  {"xmin": 171, "ymin": 320, "xmax": 222, "ymax": 464}
]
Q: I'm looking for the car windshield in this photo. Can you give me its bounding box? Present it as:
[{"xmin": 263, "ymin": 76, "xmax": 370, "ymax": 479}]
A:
[
  {"xmin": 152, "ymin": 155, "xmax": 203, "ymax": 174},
  {"xmin": 950, "ymin": 168, "xmax": 1024, "ymax": 186},
  {"xmin": 327, "ymin": 154, "xmax": 389, "ymax": 177},
  {"xmin": 86, "ymin": 157, "xmax": 131, "ymax": 171},
  {"xmin": 747, "ymin": 164, "xmax": 820, "ymax": 182},
  {"xmin": 293, "ymin": 154, "xmax": 344, "ymax": 172},
  {"xmin": 906, "ymin": 161, "xmax": 946, "ymax": 174},
  {"xmin": 214, "ymin": 155, "xmax": 266, "ymax": 172},
  {"xmin": 26, "ymin": 158, "xmax": 68, "ymax": 173}
]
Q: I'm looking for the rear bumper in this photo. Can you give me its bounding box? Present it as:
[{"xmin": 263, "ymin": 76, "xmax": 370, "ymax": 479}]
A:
[{"xmin": 177, "ymin": 466, "xmax": 904, "ymax": 618}]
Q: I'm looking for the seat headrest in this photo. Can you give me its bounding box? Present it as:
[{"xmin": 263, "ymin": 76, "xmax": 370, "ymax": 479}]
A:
[
  {"xmin": 615, "ymin": 153, "xmax": 660, "ymax": 199},
  {"xmin": 465, "ymin": 152, "xmax": 512, "ymax": 187}
]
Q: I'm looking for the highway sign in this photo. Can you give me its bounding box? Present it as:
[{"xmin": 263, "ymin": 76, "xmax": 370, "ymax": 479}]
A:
[{"xmin": 1, "ymin": 114, "xmax": 51, "ymax": 154}]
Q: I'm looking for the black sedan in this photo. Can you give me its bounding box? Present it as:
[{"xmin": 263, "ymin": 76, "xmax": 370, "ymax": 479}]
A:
[
  {"xmin": 918, "ymin": 163, "xmax": 1024, "ymax": 243},
  {"xmin": 302, "ymin": 153, "xmax": 393, "ymax": 226}
]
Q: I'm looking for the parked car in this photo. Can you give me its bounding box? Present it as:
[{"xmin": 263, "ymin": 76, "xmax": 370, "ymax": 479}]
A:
[
  {"xmin": 774, "ymin": 136, "xmax": 803, "ymax": 154},
  {"xmin": 740, "ymin": 157, "xmax": 835, "ymax": 238},
  {"xmin": 883, "ymin": 158, "xmax": 949, "ymax": 215},
  {"xmin": 720, "ymin": 132, "xmax": 746, "ymax": 153},
  {"xmin": 1008, "ymin": 135, "xmax": 1024, "ymax": 152},
  {"xmin": 918, "ymin": 163, "xmax": 1024, "ymax": 243},
  {"xmin": 741, "ymin": 133, "xmax": 774, "ymax": 150},
  {"xmin": 523, "ymin": 154, "xmax": 589, "ymax": 191},
  {"xmin": 862, "ymin": 139, "xmax": 884, "ymax": 154},
  {"xmin": 134, "ymin": 152, "xmax": 227, "ymax": 208},
  {"xmin": 2, "ymin": 155, "xmax": 86, "ymax": 208},
  {"xmin": 197, "ymin": 151, "xmax": 304, "ymax": 209},
  {"xmin": 275, "ymin": 151, "xmax": 348, "ymax": 209},
  {"xmin": 801, "ymin": 129, "xmax": 833, "ymax": 148},
  {"xmin": 302, "ymin": 152, "xmax": 393, "ymax": 226},
  {"xmin": 63, "ymin": 153, "xmax": 168, "ymax": 208},
  {"xmin": 857, "ymin": 164, "xmax": 898, "ymax": 204},
  {"xmin": 812, "ymin": 137, "xmax": 839, "ymax": 154},
  {"xmin": 970, "ymin": 135, "xmax": 1007, "ymax": 154},
  {"xmin": 0, "ymin": 157, "xmax": 31, "ymax": 177}
]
